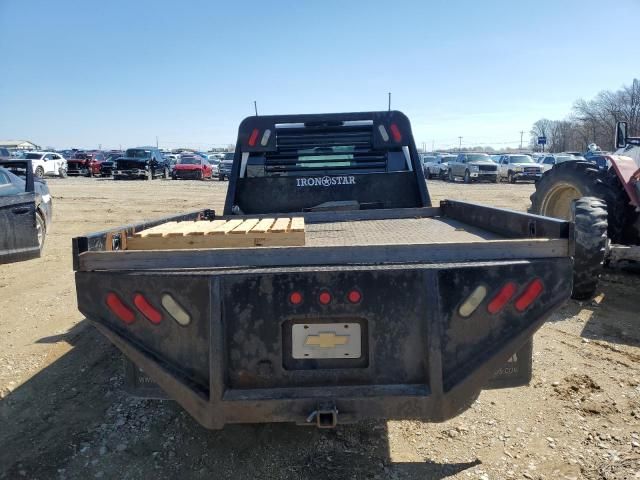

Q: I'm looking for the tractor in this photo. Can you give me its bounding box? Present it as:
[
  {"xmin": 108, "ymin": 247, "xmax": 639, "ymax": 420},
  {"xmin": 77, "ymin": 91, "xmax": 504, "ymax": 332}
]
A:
[{"xmin": 530, "ymin": 122, "xmax": 640, "ymax": 299}]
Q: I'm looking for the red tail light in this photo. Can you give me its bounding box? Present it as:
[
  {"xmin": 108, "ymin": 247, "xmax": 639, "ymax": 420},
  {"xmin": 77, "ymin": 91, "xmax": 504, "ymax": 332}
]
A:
[
  {"xmin": 347, "ymin": 289, "xmax": 362, "ymax": 304},
  {"xmin": 106, "ymin": 292, "xmax": 135, "ymax": 324},
  {"xmin": 389, "ymin": 123, "xmax": 402, "ymax": 142},
  {"xmin": 318, "ymin": 290, "xmax": 332, "ymax": 305},
  {"xmin": 514, "ymin": 279, "xmax": 544, "ymax": 312},
  {"xmin": 248, "ymin": 128, "xmax": 260, "ymax": 146},
  {"xmin": 289, "ymin": 291, "xmax": 303, "ymax": 305},
  {"xmin": 487, "ymin": 282, "xmax": 517, "ymax": 314},
  {"xmin": 133, "ymin": 293, "xmax": 162, "ymax": 324}
]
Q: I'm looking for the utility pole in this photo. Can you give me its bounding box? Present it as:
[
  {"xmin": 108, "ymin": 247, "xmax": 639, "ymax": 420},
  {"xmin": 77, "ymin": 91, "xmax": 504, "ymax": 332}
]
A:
[
  {"xmin": 388, "ymin": 92, "xmax": 391, "ymax": 111},
  {"xmin": 156, "ymin": 136, "xmax": 159, "ymax": 148},
  {"xmin": 458, "ymin": 136, "xmax": 463, "ymax": 151},
  {"xmin": 254, "ymin": 101, "xmax": 258, "ymax": 116},
  {"xmin": 519, "ymin": 131, "xmax": 524, "ymax": 150}
]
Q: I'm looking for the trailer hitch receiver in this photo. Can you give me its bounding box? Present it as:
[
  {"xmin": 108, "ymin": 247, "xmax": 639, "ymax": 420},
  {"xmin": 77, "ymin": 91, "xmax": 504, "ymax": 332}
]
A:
[{"xmin": 306, "ymin": 403, "xmax": 339, "ymax": 428}]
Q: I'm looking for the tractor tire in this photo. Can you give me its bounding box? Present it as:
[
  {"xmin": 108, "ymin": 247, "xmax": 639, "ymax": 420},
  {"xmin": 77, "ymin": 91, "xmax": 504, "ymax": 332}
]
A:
[
  {"xmin": 530, "ymin": 161, "xmax": 631, "ymax": 244},
  {"xmin": 570, "ymin": 197, "xmax": 608, "ymax": 300},
  {"xmin": 35, "ymin": 166, "xmax": 45, "ymax": 178}
]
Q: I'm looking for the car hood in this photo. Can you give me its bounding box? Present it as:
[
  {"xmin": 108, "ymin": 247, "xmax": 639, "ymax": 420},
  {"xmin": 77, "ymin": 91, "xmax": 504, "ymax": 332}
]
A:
[
  {"xmin": 468, "ymin": 159, "xmax": 496, "ymax": 165},
  {"xmin": 511, "ymin": 163, "xmax": 541, "ymax": 168}
]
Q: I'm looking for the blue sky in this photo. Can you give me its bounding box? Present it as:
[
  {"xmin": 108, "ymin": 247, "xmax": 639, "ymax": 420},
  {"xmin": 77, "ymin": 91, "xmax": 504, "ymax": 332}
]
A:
[{"xmin": 0, "ymin": 0, "xmax": 637, "ymax": 150}]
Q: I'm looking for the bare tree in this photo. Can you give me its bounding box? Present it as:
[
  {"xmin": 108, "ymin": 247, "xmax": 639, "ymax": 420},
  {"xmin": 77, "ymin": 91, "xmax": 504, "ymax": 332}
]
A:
[{"xmin": 530, "ymin": 78, "xmax": 639, "ymax": 152}]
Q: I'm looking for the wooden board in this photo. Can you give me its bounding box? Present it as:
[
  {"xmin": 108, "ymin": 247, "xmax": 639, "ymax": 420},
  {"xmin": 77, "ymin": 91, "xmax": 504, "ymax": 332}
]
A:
[{"xmin": 127, "ymin": 217, "xmax": 305, "ymax": 250}]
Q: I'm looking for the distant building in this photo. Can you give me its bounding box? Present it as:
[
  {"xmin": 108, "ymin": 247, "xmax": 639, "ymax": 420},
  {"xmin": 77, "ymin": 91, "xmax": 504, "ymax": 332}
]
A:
[{"xmin": 0, "ymin": 140, "xmax": 40, "ymax": 150}]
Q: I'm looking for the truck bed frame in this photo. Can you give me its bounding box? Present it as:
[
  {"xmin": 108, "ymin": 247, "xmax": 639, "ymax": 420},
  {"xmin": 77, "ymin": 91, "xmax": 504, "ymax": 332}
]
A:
[{"xmin": 74, "ymin": 200, "xmax": 570, "ymax": 272}]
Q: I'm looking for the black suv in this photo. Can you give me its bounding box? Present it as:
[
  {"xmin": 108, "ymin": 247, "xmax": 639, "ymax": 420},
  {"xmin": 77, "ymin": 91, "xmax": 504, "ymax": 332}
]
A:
[
  {"xmin": 218, "ymin": 152, "xmax": 234, "ymax": 180},
  {"xmin": 114, "ymin": 147, "xmax": 169, "ymax": 180}
]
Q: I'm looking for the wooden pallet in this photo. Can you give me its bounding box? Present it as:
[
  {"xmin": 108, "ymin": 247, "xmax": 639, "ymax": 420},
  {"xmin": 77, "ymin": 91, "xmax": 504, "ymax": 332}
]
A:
[{"xmin": 126, "ymin": 217, "xmax": 305, "ymax": 250}]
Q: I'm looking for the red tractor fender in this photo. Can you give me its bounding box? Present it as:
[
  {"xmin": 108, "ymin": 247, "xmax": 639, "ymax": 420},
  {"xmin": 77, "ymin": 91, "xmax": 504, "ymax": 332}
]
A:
[{"xmin": 607, "ymin": 154, "xmax": 640, "ymax": 208}]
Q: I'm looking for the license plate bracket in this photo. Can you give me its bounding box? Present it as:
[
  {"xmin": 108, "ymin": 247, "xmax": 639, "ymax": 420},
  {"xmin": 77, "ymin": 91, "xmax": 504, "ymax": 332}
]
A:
[{"xmin": 292, "ymin": 322, "xmax": 362, "ymax": 359}]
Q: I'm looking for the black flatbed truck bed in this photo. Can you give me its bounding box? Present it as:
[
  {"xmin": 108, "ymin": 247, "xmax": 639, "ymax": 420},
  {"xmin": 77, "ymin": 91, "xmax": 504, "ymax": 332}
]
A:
[{"xmin": 73, "ymin": 111, "xmax": 573, "ymax": 429}]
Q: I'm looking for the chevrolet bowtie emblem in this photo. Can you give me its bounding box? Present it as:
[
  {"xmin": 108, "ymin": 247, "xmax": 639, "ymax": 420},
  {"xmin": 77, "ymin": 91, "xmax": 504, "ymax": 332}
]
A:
[{"xmin": 305, "ymin": 332, "xmax": 349, "ymax": 348}]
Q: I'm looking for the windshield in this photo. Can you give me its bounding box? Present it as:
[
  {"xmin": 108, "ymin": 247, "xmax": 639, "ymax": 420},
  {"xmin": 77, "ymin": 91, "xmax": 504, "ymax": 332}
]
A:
[
  {"xmin": 509, "ymin": 155, "xmax": 534, "ymax": 163},
  {"xmin": 126, "ymin": 149, "xmax": 151, "ymax": 159},
  {"xmin": 73, "ymin": 153, "xmax": 90, "ymax": 159},
  {"xmin": 556, "ymin": 156, "xmax": 574, "ymax": 162},
  {"xmin": 223, "ymin": 152, "xmax": 234, "ymax": 160},
  {"xmin": 467, "ymin": 154, "xmax": 490, "ymax": 161},
  {"xmin": 25, "ymin": 153, "xmax": 43, "ymax": 160},
  {"xmin": 179, "ymin": 156, "xmax": 200, "ymax": 165}
]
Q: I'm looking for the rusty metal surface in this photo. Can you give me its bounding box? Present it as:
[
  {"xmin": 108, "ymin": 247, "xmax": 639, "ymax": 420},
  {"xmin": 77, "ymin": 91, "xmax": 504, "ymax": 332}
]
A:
[{"xmin": 304, "ymin": 217, "xmax": 503, "ymax": 247}]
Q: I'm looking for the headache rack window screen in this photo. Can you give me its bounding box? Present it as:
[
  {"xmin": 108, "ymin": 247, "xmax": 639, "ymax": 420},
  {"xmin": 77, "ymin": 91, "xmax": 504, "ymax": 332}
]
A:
[{"xmin": 263, "ymin": 121, "xmax": 395, "ymax": 176}]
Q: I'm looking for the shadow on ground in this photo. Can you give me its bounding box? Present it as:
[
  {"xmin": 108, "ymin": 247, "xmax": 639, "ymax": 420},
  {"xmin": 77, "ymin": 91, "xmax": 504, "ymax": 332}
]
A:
[
  {"xmin": 1, "ymin": 324, "xmax": 480, "ymax": 480},
  {"xmin": 549, "ymin": 271, "xmax": 640, "ymax": 349}
]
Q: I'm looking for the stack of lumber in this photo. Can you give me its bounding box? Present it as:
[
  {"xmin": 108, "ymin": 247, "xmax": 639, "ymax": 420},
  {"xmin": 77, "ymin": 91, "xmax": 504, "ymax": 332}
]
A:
[{"xmin": 126, "ymin": 217, "xmax": 305, "ymax": 250}]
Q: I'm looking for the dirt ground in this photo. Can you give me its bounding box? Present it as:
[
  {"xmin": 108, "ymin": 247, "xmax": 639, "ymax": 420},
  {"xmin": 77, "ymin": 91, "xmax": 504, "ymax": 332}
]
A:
[{"xmin": 1, "ymin": 178, "xmax": 639, "ymax": 480}]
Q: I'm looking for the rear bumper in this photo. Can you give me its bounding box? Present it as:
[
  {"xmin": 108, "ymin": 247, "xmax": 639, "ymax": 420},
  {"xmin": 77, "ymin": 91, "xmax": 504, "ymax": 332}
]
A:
[{"xmin": 76, "ymin": 258, "xmax": 572, "ymax": 429}]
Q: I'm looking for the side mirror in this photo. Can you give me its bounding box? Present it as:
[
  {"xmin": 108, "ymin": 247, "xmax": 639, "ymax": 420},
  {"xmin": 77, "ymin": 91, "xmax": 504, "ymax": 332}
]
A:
[{"xmin": 615, "ymin": 121, "xmax": 627, "ymax": 149}]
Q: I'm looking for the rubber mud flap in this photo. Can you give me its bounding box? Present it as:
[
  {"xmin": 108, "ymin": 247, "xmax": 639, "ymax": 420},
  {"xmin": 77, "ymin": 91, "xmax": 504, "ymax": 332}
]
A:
[
  {"xmin": 483, "ymin": 339, "xmax": 533, "ymax": 390},
  {"xmin": 123, "ymin": 356, "xmax": 168, "ymax": 400}
]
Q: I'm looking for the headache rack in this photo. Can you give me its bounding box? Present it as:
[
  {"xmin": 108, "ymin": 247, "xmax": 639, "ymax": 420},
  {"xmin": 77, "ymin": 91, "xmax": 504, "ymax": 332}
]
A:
[
  {"xmin": 263, "ymin": 121, "xmax": 391, "ymax": 176},
  {"xmin": 224, "ymin": 111, "xmax": 431, "ymax": 215}
]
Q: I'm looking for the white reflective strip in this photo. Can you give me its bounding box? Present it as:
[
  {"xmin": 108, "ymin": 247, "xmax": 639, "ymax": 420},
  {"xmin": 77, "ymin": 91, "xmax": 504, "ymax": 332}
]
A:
[
  {"xmin": 378, "ymin": 125, "xmax": 389, "ymax": 142},
  {"xmin": 161, "ymin": 294, "xmax": 191, "ymax": 326},
  {"xmin": 239, "ymin": 152, "xmax": 249, "ymax": 178},
  {"xmin": 402, "ymin": 146, "xmax": 413, "ymax": 171},
  {"xmin": 458, "ymin": 285, "xmax": 488, "ymax": 317},
  {"xmin": 260, "ymin": 129, "xmax": 271, "ymax": 146}
]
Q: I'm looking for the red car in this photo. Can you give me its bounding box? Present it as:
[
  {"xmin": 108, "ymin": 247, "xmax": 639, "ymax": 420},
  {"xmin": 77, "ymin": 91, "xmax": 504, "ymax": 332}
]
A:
[
  {"xmin": 67, "ymin": 151, "xmax": 106, "ymax": 177},
  {"xmin": 172, "ymin": 155, "xmax": 213, "ymax": 180}
]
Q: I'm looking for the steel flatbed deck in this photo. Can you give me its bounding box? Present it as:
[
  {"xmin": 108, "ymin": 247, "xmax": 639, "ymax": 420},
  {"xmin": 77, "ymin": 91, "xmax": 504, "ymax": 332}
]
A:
[{"xmin": 73, "ymin": 200, "xmax": 571, "ymax": 272}]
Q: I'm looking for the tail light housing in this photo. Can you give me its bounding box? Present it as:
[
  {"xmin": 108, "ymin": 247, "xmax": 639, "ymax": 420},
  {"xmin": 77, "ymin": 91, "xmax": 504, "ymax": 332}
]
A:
[
  {"xmin": 133, "ymin": 293, "xmax": 162, "ymax": 324},
  {"xmin": 318, "ymin": 290, "xmax": 332, "ymax": 305},
  {"xmin": 106, "ymin": 292, "xmax": 135, "ymax": 324},
  {"xmin": 248, "ymin": 128, "xmax": 260, "ymax": 147},
  {"xmin": 514, "ymin": 279, "xmax": 544, "ymax": 312}
]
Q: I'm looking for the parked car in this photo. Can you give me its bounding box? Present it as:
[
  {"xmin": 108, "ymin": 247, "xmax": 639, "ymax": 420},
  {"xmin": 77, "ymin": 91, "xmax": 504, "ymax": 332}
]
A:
[
  {"xmin": 99, "ymin": 151, "xmax": 124, "ymax": 177},
  {"xmin": 0, "ymin": 159, "xmax": 52, "ymax": 263},
  {"xmin": 114, "ymin": 147, "xmax": 169, "ymax": 180},
  {"xmin": 539, "ymin": 154, "xmax": 581, "ymax": 173},
  {"xmin": 23, "ymin": 151, "xmax": 67, "ymax": 178},
  {"xmin": 67, "ymin": 151, "xmax": 106, "ymax": 177},
  {"xmin": 208, "ymin": 157, "xmax": 220, "ymax": 176},
  {"xmin": 425, "ymin": 155, "xmax": 455, "ymax": 179},
  {"xmin": 218, "ymin": 152, "xmax": 234, "ymax": 180},
  {"xmin": 172, "ymin": 155, "xmax": 214, "ymax": 180},
  {"xmin": 0, "ymin": 148, "xmax": 11, "ymax": 161},
  {"xmin": 421, "ymin": 155, "xmax": 437, "ymax": 178},
  {"xmin": 497, "ymin": 154, "xmax": 542, "ymax": 183},
  {"xmin": 448, "ymin": 153, "xmax": 498, "ymax": 183}
]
